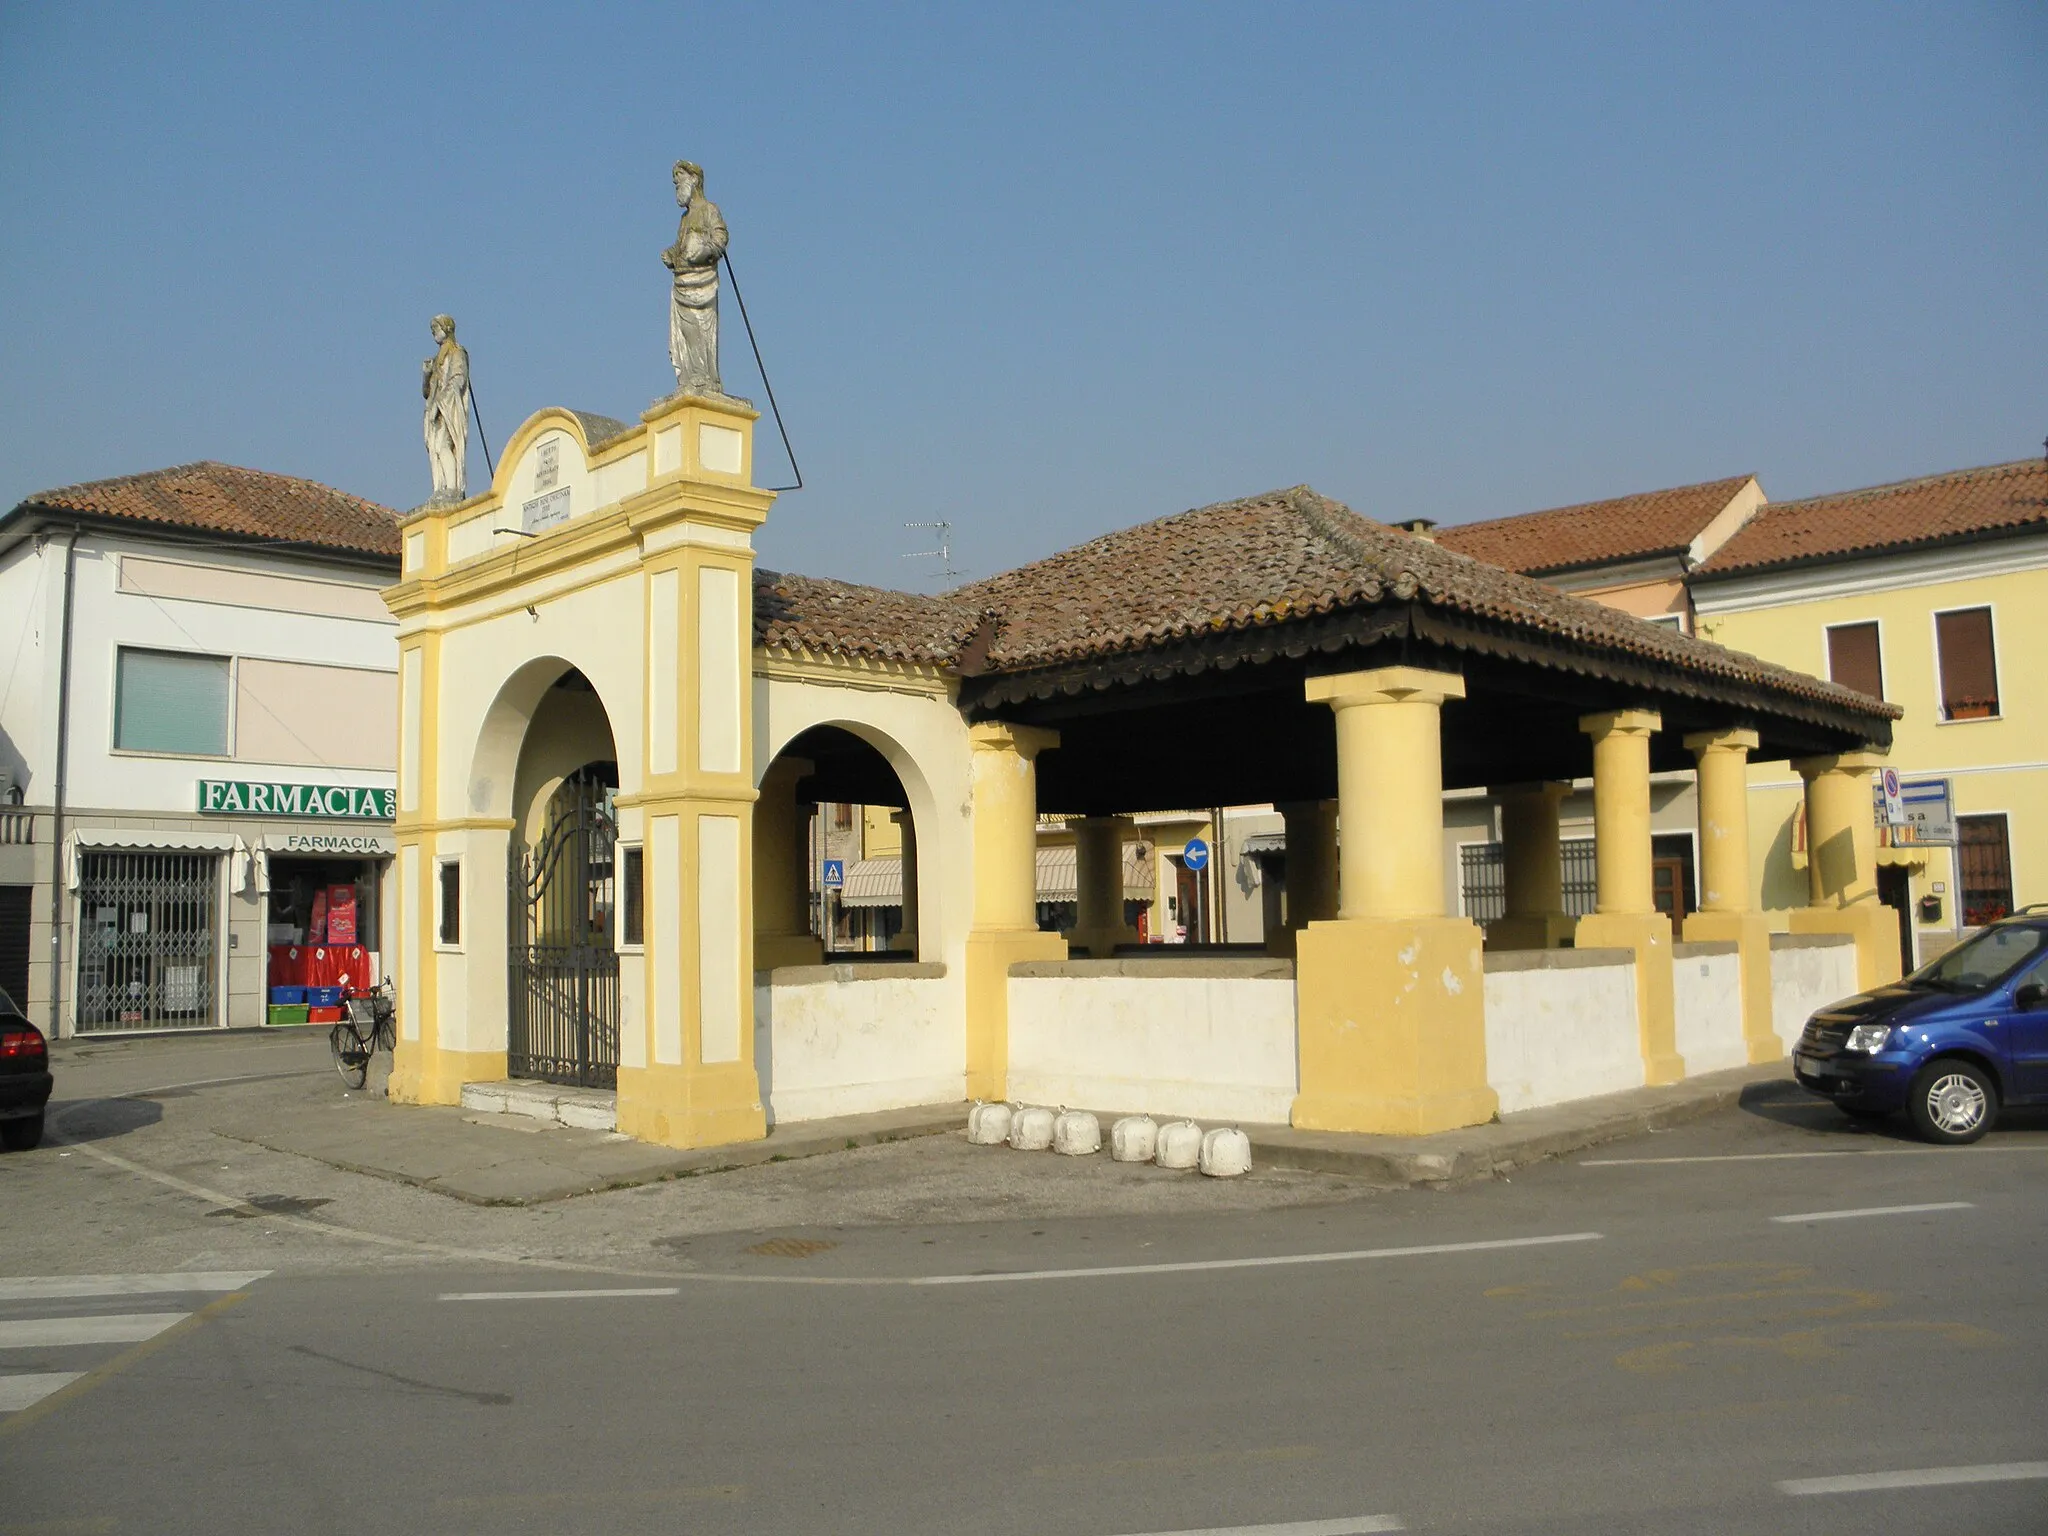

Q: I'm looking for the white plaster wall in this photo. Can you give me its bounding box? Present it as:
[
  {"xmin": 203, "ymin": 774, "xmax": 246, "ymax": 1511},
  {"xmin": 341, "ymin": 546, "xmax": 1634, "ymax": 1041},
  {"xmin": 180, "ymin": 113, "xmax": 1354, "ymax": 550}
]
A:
[
  {"xmin": 1006, "ymin": 976, "xmax": 1298, "ymax": 1122},
  {"xmin": 754, "ymin": 975, "xmax": 961, "ymax": 1122},
  {"xmin": 1770, "ymin": 939, "xmax": 1861, "ymax": 1051},
  {"xmin": 1483, "ymin": 960, "xmax": 1644, "ymax": 1114},
  {"xmin": 1673, "ymin": 949, "xmax": 1748, "ymax": 1075}
]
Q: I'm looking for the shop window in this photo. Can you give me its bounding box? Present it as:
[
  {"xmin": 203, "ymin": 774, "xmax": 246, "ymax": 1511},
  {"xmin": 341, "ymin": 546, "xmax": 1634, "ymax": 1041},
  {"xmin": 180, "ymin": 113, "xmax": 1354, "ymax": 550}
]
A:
[
  {"xmin": 1825, "ymin": 622, "xmax": 1884, "ymax": 700},
  {"xmin": 115, "ymin": 648, "xmax": 230, "ymax": 756},
  {"xmin": 1958, "ymin": 814, "xmax": 2013, "ymax": 927},
  {"xmin": 620, "ymin": 846, "xmax": 644, "ymax": 947},
  {"xmin": 437, "ymin": 859, "xmax": 462, "ymax": 947},
  {"xmin": 1935, "ymin": 607, "xmax": 1999, "ymax": 720}
]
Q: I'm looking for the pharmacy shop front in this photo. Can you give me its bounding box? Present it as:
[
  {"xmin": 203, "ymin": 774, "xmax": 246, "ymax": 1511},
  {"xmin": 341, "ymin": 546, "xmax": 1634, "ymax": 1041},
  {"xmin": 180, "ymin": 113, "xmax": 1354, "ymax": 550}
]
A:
[{"xmin": 65, "ymin": 780, "xmax": 396, "ymax": 1036}]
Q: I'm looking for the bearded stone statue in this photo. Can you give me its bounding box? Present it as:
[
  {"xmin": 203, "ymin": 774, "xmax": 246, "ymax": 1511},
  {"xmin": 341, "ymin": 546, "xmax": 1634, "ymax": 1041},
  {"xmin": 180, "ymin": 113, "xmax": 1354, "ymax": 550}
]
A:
[{"xmin": 663, "ymin": 160, "xmax": 729, "ymax": 396}]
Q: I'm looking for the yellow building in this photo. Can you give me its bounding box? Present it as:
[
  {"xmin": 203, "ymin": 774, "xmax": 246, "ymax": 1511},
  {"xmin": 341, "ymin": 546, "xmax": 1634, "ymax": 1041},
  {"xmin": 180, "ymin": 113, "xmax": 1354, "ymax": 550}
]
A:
[{"xmin": 1692, "ymin": 459, "xmax": 2048, "ymax": 966}]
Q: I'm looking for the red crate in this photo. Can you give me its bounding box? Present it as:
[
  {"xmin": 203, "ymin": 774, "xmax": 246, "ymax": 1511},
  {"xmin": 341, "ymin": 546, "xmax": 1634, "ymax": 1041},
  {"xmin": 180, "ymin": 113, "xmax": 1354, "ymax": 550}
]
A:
[{"xmin": 307, "ymin": 1005, "xmax": 344, "ymax": 1024}]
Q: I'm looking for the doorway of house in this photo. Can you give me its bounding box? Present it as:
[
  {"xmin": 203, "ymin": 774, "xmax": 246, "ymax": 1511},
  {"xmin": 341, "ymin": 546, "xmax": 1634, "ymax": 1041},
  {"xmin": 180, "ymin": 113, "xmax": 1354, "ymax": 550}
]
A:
[{"xmin": 1878, "ymin": 865, "xmax": 1916, "ymax": 974}]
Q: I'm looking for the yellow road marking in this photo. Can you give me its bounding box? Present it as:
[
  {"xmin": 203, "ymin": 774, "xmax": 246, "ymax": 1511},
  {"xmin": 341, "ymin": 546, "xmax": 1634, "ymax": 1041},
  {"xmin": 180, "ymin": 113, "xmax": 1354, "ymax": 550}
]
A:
[
  {"xmin": 0, "ymin": 1293, "xmax": 247, "ymax": 1443},
  {"xmin": 434, "ymin": 1485, "xmax": 745, "ymax": 1512}
]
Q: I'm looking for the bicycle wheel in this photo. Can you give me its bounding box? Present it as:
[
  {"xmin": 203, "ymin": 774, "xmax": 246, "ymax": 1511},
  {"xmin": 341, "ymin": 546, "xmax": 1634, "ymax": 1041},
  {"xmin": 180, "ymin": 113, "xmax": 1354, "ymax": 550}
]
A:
[{"xmin": 330, "ymin": 1022, "xmax": 370, "ymax": 1089}]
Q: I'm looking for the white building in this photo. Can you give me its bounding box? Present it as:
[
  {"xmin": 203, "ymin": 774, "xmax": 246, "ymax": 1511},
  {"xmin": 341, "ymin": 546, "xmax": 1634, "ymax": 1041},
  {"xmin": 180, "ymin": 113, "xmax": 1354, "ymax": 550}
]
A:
[{"xmin": 0, "ymin": 461, "xmax": 402, "ymax": 1035}]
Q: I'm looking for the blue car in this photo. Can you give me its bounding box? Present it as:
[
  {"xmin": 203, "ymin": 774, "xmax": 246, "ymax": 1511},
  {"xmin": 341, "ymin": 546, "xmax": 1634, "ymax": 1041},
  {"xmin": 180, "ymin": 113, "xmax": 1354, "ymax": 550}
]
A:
[{"xmin": 1793, "ymin": 908, "xmax": 2048, "ymax": 1144}]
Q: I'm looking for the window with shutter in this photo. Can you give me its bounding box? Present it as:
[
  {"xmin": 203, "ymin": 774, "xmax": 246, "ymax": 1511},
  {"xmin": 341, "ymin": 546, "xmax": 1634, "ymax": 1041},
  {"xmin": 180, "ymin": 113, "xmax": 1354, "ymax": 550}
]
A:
[
  {"xmin": 1825, "ymin": 622, "xmax": 1884, "ymax": 700},
  {"xmin": 1957, "ymin": 814, "xmax": 2013, "ymax": 927},
  {"xmin": 115, "ymin": 648, "xmax": 231, "ymax": 755},
  {"xmin": 1935, "ymin": 607, "xmax": 1999, "ymax": 719}
]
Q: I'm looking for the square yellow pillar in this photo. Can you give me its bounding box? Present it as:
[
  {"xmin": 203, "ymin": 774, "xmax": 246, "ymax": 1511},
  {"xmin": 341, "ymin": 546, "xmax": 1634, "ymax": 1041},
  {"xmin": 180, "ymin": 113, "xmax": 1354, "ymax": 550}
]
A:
[
  {"xmin": 1065, "ymin": 815, "xmax": 1139, "ymax": 958},
  {"xmin": 753, "ymin": 755, "xmax": 823, "ymax": 970},
  {"xmin": 964, "ymin": 722, "xmax": 1067, "ymax": 1100},
  {"xmin": 1679, "ymin": 728, "xmax": 1779, "ymax": 1064},
  {"xmin": 1291, "ymin": 668, "xmax": 1497, "ymax": 1136},
  {"xmin": 1789, "ymin": 750, "xmax": 1901, "ymax": 992},
  {"xmin": 1266, "ymin": 799, "xmax": 1338, "ymax": 959},
  {"xmin": 1574, "ymin": 708, "xmax": 1684, "ymax": 1085}
]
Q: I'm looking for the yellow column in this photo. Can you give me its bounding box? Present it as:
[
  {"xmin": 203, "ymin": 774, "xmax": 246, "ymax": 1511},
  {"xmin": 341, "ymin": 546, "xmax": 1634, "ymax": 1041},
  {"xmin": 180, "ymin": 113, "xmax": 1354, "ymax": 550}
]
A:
[
  {"xmin": 891, "ymin": 809, "xmax": 919, "ymax": 956},
  {"xmin": 1488, "ymin": 782, "xmax": 1574, "ymax": 950},
  {"xmin": 1574, "ymin": 709, "xmax": 1683, "ymax": 1084},
  {"xmin": 1292, "ymin": 668, "xmax": 1496, "ymax": 1135},
  {"xmin": 1680, "ymin": 728, "xmax": 1777, "ymax": 1063},
  {"xmin": 753, "ymin": 756, "xmax": 822, "ymax": 970},
  {"xmin": 1067, "ymin": 815, "xmax": 1138, "ymax": 958},
  {"xmin": 963, "ymin": 722, "xmax": 1067, "ymax": 1099},
  {"xmin": 1266, "ymin": 800, "xmax": 1337, "ymax": 958},
  {"xmin": 1790, "ymin": 750, "xmax": 1900, "ymax": 991}
]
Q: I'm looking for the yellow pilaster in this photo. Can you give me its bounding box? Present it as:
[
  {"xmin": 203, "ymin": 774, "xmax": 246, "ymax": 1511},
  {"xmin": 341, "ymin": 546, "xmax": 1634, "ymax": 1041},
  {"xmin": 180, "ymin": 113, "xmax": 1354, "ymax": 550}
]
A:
[
  {"xmin": 1789, "ymin": 749, "xmax": 1901, "ymax": 991},
  {"xmin": 1487, "ymin": 781, "xmax": 1575, "ymax": 950},
  {"xmin": 1292, "ymin": 668, "xmax": 1496, "ymax": 1136},
  {"xmin": 1267, "ymin": 799, "xmax": 1338, "ymax": 958},
  {"xmin": 1066, "ymin": 815, "xmax": 1138, "ymax": 958},
  {"xmin": 1680, "ymin": 728, "xmax": 1777, "ymax": 1063},
  {"xmin": 753, "ymin": 756, "xmax": 822, "ymax": 970},
  {"xmin": 1574, "ymin": 708, "xmax": 1683, "ymax": 1085},
  {"xmin": 964, "ymin": 721, "xmax": 1066, "ymax": 1100}
]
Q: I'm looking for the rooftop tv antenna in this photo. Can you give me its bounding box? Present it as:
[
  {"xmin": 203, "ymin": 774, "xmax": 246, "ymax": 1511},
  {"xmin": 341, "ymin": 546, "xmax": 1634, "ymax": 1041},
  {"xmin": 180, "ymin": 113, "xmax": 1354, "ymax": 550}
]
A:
[{"xmin": 903, "ymin": 520, "xmax": 965, "ymax": 586}]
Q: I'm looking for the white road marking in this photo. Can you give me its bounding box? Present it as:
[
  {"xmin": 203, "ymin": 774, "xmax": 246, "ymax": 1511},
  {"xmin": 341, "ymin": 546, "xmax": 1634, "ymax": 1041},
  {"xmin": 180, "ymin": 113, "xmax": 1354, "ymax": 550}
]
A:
[
  {"xmin": 0, "ymin": 1372, "xmax": 84, "ymax": 1412},
  {"xmin": 1771, "ymin": 1201, "xmax": 1975, "ymax": 1224},
  {"xmin": 910, "ymin": 1233, "xmax": 1601, "ymax": 1286},
  {"xmin": 1780, "ymin": 1462, "xmax": 2048, "ymax": 1495},
  {"xmin": 0, "ymin": 1313, "xmax": 189, "ymax": 1348},
  {"xmin": 1109, "ymin": 1518, "xmax": 1403, "ymax": 1535},
  {"xmin": 0, "ymin": 1272, "xmax": 268, "ymax": 1302},
  {"xmin": 442, "ymin": 1287, "xmax": 683, "ymax": 1302},
  {"xmin": 1583, "ymin": 1147, "xmax": 2048, "ymax": 1166}
]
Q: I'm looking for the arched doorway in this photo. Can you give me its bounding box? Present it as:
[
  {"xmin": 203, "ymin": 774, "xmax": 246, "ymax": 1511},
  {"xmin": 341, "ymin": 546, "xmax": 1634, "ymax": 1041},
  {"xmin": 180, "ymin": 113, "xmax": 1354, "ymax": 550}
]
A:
[{"xmin": 505, "ymin": 670, "xmax": 620, "ymax": 1086}]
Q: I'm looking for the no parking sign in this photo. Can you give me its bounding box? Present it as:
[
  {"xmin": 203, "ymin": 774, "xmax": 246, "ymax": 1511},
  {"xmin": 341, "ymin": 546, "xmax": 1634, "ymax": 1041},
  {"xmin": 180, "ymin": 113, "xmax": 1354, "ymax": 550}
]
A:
[{"xmin": 1879, "ymin": 766, "xmax": 1906, "ymax": 826}]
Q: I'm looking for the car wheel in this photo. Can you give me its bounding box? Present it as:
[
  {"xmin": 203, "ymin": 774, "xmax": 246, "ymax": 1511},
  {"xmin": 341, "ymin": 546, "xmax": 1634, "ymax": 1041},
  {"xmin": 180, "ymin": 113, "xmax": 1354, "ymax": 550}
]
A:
[
  {"xmin": 1907, "ymin": 1060, "xmax": 1997, "ymax": 1145},
  {"xmin": 1837, "ymin": 1103, "xmax": 1891, "ymax": 1122},
  {"xmin": 0, "ymin": 1113, "xmax": 44, "ymax": 1152}
]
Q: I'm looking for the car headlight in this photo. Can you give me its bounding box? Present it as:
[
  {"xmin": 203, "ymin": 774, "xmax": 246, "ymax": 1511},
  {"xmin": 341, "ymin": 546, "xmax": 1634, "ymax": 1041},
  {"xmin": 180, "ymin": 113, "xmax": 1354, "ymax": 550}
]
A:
[{"xmin": 1845, "ymin": 1023, "xmax": 1892, "ymax": 1054}]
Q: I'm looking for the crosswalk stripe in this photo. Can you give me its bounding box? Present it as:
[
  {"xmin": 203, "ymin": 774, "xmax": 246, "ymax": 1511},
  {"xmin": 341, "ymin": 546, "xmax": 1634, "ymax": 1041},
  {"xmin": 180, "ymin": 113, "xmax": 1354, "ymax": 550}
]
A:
[
  {"xmin": 0, "ymin": 1313, "xmax": 190, "ymax": 1349},
  {"xmin": 0, "ymin": 1373, "xmax": 84, "ymax": 1412},
  {"xmin": 0, "ymin": 1272, "xmax": 269, "ymax": 1302}
]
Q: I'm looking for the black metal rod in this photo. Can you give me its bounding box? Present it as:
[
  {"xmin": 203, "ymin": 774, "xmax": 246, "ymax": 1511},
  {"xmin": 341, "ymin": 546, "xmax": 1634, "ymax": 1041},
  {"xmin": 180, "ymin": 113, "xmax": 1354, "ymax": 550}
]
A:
[
  {"xmin": 721, "ymin": 252, "xmax": 802, "ymax": 492},
  {"xmin": 470, "ymin": 386, "xmax": 495, "ymax": 479}
]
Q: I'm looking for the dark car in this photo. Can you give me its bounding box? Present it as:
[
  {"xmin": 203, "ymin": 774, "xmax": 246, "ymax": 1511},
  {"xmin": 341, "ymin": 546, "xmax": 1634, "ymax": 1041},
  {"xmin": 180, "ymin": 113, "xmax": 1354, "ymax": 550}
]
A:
[
  {"xmin": 1793, "ymin": 908, "xmax": 2048, "ymax": 1144},
  {"xmin": 0, "ymin": 985, "xmax": 52, "ymax": 1151}
]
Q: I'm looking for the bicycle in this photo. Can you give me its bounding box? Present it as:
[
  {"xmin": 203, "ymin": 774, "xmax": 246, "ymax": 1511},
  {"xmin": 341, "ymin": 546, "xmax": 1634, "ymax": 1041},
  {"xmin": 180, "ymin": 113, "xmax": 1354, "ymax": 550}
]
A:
[{"xmin": 330, "ymin": 979, "xmax": 397, "ymax": 1089}]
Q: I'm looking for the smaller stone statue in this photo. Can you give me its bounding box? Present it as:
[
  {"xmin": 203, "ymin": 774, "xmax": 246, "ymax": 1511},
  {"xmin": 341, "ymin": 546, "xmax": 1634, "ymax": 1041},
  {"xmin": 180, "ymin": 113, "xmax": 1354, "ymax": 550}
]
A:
[
  {"xmin": 422, "ymin": 314, "xmax": 471, "ymax": 504},
  {"xmin": 663, "ymin": 159, "xmax": 729, "ymax": 396}
]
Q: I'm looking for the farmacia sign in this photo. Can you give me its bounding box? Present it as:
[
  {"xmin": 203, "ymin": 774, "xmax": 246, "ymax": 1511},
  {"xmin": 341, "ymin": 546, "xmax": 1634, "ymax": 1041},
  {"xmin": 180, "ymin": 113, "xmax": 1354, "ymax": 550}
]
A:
[{"xmin": 197, "ymin": 780, "xmax": 396, "ymax": 820}]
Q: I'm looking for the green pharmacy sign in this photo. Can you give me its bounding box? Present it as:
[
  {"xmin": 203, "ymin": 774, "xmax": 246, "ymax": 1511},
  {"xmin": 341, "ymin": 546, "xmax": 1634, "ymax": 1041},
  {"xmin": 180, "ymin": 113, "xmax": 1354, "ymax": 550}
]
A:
[{"xmin": 196, "ymin": 780, "xmax": 397, "ymax": 821}]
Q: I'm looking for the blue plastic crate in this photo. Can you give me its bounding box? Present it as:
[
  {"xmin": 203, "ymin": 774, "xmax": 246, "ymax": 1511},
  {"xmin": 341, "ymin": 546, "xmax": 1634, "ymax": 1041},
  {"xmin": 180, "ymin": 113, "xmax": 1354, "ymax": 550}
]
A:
[
  {"xmin": 270, "ymin": 986, "xmax": 307, "ymax": 1005},
  {"xmin": 305, "ymin": 986, "xmax": 344, "ymax": 1007}
]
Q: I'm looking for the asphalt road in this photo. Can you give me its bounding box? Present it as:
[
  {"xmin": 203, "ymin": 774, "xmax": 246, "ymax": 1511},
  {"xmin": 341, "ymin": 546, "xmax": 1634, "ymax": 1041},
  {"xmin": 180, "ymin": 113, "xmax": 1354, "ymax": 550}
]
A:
[{"xmin": 2, "ymin": 1036, "xmax": 2045, "ymax": 1535}]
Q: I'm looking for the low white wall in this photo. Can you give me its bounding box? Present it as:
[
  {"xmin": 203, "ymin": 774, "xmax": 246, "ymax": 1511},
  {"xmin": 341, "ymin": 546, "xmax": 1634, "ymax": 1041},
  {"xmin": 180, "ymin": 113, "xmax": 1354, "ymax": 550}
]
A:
[
  {"xmin": 1769, "ymin": 936, "xmax": 1861, "ymax": 1052},
  {"xmin": 1007, "ymin": 972, "xmax": 1298, "ymax": 1123},
  {"xmin": 1483, "ymin": 951, "xmax": 1644, "ymax": 1114},
  {"xmin": 1672, "ymin": 945, "xmax": 1748, "ymax": 1075},
  {"xmin": 754, "ymin": 968, "xmax": 961, "ymax": 1124}
]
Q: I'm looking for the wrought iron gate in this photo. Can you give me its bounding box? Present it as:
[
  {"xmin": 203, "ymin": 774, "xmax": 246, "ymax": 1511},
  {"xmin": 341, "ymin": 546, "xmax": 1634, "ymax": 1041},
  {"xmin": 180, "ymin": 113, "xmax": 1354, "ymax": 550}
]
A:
[
  {"xmin": 508, "ymin": 782, "xmax": 619, "ymax": 1087},
  {"xmin": 76, "ymin": 851, "xmax": 221, "ymax": 1033}
]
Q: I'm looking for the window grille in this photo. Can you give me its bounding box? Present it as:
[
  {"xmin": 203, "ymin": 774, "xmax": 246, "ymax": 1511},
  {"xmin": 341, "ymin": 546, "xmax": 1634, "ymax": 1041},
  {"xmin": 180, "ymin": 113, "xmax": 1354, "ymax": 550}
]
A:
[{"xmin": 75, "ymin": 851, "xmax": 220, "ymax": 1032}]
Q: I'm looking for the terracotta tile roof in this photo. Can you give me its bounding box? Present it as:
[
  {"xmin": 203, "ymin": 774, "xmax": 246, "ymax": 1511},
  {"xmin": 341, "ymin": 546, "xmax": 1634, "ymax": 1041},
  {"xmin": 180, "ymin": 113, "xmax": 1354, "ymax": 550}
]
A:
[
  {"xmin": 1696, "ymin": 459, "xmax": 2048, "ymax": 577},
  {"xmin": 937, "ymin": 485, "xmax": 1891, "ymax": 719},
  {"xmin": 1433, "ymin": 474, "xmax": 1756, "ymax": 575},
  {"xmin": 9, "ymin": 460, "xmax": 401, "ymax": 559},
  {"xmin": 757, "ymin": 485, "xmax": 1895, "ymax": 725},
  {"xmin": 754, "ymin": 569, "xmax": 985, "ymax": 667}
]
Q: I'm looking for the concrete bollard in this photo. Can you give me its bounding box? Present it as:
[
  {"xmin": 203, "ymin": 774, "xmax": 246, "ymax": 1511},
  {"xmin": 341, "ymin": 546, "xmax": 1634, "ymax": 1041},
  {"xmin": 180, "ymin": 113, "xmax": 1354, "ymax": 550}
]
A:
[
  {"xmin": 1052, "ymin": 1109, "xmax": 1101, "ymax": 1156},
  {"xmin": 1009, "ymin": 1105, "xmax": 1056, "ymax": 1151},
  {"xmin": 967, "ymin": 1101, "xmax": 1015, "ymax": 1146},
  {"xmin": 1198, "ymin": 1126, "xmax": 1252, "ymax": 1178},
  {"xmin": 1109, "ymin": 1115, "xmax": 1158, "ymax": 1163},
  {"xmin": 1155, "ymin": 1120, "xmax": 1203, "ymax": 1170}
]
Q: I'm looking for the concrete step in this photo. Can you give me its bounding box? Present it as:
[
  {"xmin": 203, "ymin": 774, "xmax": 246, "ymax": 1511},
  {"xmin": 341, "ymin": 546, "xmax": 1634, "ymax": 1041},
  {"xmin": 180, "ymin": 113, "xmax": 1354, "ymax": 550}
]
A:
[{"xmin": 459, "ymin": 1078, "xmax": 618, "ymax": 1132}]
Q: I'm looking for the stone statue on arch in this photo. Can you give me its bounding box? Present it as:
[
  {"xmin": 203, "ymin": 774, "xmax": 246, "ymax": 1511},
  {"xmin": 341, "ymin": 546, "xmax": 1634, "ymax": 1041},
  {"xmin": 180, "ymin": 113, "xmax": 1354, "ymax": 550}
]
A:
[
  {"xmin": 421, "ymin": 314, "xmax": 471, "ymax": 504},
  {"xmin": 663, "ymin": 159, "xmax": 729, "ymax": 397}
]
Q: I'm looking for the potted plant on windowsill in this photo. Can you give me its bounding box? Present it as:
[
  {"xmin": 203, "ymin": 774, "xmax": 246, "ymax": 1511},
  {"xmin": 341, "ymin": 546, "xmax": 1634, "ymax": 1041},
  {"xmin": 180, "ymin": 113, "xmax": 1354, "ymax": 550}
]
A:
[{"xmin": 1946, "ymin": 697, "xmax": 1998, "ymax": 721}]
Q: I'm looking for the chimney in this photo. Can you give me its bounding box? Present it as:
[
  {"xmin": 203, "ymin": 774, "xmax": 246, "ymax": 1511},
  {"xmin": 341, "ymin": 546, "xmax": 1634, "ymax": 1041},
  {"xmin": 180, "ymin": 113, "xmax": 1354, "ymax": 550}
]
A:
[{"xmin": 1395, "ymin": 517, "xmax": 1438, "ymax": 541}]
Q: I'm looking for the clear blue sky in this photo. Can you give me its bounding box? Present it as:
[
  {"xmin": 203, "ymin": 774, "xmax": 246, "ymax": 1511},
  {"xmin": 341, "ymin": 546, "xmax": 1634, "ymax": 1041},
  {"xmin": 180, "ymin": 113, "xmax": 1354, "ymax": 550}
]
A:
[{"xmin": 3, "ymin": 2, "xmax": 2043, "ymax": 588}]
